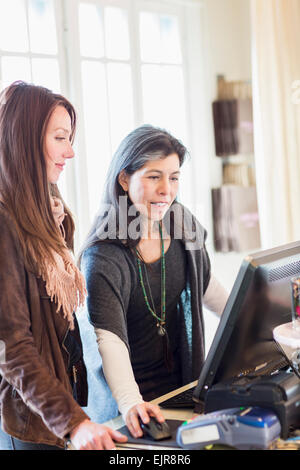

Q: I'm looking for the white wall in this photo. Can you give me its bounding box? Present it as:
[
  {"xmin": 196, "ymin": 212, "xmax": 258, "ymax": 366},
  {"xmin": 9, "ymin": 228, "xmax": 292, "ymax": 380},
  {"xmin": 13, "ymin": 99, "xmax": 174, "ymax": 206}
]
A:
[
  {"xmin": 198, "ymin": 0, "xmax": 252, "ymax": 350},
  {"xmin": 204, "ymin": 0, "xmax": 252, "ymax": 84},
  {"xmin": 203, "ymin": 0, "xmax": 252, "ymax": 214},
  {"xmin": 184, "ymin": 0, "xmax": 252, "ymax": 246},
  {"xmin": 198, "ymin": 0, "xmax": 252, "ymax": 255}
]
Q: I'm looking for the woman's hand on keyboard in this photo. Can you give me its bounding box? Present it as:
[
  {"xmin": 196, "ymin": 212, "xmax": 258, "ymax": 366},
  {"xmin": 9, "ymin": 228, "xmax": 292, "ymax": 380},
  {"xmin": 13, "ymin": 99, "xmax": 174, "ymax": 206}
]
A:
[{"xmin": 125, "ymin": 402, "xmax": 165, "ymax": 438}]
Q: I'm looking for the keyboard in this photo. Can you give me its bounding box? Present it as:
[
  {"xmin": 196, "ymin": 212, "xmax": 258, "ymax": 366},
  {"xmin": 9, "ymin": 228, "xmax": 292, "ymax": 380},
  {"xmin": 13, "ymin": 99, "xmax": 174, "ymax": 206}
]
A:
[
  {"xmin": 159, "ymin": 359, "xmax": 291, "ymax": 410},
  {"xmin": 159, "ymin": 386, "xmax": 196, "ymax": 409}
]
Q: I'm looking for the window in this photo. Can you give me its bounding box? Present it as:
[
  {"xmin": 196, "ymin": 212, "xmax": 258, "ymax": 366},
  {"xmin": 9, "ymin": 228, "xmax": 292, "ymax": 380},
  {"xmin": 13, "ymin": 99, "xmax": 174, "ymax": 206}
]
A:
[
  {"xmin": 0, "ymin": 0, "xmax": 198, "ymax": 247},
  {"xmin": 66, "ymin": 0, "xmax": 188, "ymax": 230},
  {"xmin": 0, "ymin": 0, "xmax": 68, "ymax": 192},
  {"xmin": 76, "ymin": 1, "xmax": 135, "ymax": 220},
  {"xmin": 0, "ymin": 0, "xmax": 61, "ymax": 91}
]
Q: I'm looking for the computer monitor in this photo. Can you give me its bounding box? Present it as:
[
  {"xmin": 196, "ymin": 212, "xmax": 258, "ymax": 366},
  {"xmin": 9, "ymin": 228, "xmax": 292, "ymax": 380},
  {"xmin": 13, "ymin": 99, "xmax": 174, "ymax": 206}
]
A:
[{"xmin": 193, "ymin": 240, "xmax": 300, "ymax": 406}]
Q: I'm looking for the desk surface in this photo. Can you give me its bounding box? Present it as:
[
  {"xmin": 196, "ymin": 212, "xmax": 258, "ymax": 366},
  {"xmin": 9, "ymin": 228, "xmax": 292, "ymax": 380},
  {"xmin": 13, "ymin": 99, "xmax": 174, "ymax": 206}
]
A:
[
  {"xmin": 104, "ymin": 380, "xmax": 198, "ymax": 450},
  {"xmin": 101, "ymin": 380, "xmax": 298, "ymax": 450}
]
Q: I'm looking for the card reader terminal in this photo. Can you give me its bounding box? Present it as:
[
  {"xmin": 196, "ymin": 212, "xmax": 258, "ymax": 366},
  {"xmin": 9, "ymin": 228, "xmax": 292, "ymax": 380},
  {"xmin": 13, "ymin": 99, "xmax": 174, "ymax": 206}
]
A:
[{"xmin": 176, "ymin": 407, "xmax": 281, "ymax": 450}]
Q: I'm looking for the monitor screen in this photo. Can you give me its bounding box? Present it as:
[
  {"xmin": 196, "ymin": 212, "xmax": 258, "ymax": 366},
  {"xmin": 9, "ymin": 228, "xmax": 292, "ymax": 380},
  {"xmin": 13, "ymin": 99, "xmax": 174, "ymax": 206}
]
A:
[{"xmin": 193, "ymin": 240, "xmax": 300, "ymax": 406}]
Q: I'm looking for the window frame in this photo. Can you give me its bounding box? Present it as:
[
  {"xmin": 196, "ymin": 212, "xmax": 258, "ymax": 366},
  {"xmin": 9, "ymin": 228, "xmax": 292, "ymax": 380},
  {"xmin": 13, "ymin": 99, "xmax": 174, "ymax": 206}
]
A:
[
  {"xmin": 63, "ymin": 0, "xmax": 194, "ymax": 246},
  {"xmin": 0, "ymin": 0, "xmax": 66, "ymax": 90}
]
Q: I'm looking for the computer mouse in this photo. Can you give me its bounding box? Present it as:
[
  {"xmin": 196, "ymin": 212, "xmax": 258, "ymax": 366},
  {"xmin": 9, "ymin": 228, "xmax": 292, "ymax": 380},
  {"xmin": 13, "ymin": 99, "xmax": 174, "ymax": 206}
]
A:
[{"xmin": 139, "ymin": 417, "xmax": 172, "ymax": 441}]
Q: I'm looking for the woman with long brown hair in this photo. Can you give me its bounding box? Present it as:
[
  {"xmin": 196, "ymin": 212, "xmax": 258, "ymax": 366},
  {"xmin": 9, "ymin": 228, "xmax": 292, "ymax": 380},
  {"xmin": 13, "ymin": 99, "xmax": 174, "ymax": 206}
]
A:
[{"xmin": 0, "ymin": 81, "xmax": 127, "ymax": 450}]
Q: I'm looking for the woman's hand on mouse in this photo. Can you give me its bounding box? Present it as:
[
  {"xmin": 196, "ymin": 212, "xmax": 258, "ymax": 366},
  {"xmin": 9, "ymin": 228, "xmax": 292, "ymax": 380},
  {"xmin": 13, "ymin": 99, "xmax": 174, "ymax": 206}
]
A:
[{"xmin": 125, "ymin": 402, "xmax": 165, "ymax": 438}]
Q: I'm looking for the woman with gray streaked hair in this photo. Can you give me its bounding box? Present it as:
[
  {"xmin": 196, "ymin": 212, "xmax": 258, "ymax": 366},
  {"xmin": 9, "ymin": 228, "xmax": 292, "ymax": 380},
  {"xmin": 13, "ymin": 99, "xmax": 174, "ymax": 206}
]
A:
[{"xmin": 79, "ymin": 124, "xmax": 228, "ymax": 439}]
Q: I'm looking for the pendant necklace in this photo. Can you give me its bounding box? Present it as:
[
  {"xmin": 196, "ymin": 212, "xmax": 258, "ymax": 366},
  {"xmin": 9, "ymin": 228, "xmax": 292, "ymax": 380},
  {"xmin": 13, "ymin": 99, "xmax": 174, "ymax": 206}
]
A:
[{"xmin": 135, "ymin": 222, "xmax": 166, "ymax": 337}]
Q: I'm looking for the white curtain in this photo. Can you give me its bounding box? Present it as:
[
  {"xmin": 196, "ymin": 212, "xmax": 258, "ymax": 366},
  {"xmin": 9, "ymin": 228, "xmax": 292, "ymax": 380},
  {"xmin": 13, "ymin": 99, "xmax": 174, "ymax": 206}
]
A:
[{"xmin": 251, "ymin": 0, "xmax": 300, "ymax": 248}]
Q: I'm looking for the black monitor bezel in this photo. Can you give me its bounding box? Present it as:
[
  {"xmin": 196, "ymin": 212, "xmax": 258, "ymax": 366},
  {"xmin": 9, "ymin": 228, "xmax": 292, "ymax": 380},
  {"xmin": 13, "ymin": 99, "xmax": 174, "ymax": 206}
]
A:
[{"xmin": 193, "ymin": 240, "xmax": 300, "ymax": 405}]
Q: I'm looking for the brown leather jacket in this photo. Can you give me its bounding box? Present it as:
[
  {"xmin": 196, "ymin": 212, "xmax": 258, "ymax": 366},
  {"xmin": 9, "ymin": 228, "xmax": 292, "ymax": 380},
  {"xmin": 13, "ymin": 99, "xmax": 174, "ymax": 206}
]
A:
[{"xmin": 0, "ymin": 205, "xmax": 89, "ymax": 448}]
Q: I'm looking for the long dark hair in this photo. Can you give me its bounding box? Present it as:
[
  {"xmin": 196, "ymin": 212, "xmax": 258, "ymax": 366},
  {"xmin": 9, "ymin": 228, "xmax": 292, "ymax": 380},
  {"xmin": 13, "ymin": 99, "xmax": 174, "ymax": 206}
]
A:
[
  {"xmin": 79, "ymin": 124, "xmax": 188, "ymax": 260},
  {"xmin": 0, "ymin": 81, "xmax": 76, "ymax": 273}
]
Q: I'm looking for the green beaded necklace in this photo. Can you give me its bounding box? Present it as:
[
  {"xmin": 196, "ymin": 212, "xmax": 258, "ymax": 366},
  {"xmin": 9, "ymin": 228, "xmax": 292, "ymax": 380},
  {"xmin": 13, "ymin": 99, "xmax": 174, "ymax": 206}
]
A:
[{"xmin": 135, "ymin": 222, "xmax": 166, "ymax": 336}]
